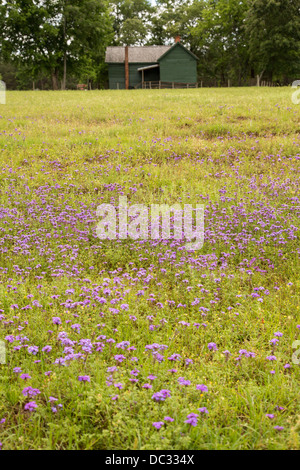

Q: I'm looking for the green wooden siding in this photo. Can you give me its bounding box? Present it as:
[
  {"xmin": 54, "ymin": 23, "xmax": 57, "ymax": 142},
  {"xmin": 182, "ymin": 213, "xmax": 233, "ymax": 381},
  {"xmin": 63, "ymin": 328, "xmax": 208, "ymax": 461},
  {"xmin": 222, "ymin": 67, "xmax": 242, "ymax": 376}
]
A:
[
  {"xmin": 108, "ymin": 64, "xmax": 125, "ymax": 89},
  {"xmin": 159, "ymin": 45, "xmax": 197, "ymax": 83}
]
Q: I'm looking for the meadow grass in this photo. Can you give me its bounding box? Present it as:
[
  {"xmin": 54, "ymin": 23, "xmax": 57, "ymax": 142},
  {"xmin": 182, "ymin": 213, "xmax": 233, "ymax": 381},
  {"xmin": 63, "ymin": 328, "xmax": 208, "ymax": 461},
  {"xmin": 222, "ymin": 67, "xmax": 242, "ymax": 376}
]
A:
[{"xmin": 0, "ymin": 88, "xmax": 299, "ymax": 450}]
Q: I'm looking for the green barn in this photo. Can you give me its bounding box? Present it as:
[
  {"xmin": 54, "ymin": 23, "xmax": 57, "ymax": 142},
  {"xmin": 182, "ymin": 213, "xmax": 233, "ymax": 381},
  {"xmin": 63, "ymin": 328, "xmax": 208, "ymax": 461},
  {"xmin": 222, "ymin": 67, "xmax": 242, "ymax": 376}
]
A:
[{"xmin": 105, "ymin": 39, "xmax": 199, "ymax": 89}]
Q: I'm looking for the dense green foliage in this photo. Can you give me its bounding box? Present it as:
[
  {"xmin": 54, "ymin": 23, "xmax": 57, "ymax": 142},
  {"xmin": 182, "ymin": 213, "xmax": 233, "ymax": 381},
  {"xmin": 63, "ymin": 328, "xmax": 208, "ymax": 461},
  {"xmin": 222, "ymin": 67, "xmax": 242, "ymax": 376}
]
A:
[{"xmin": 0, "ymin": 0, "xmax": 300, "ymax": 89}]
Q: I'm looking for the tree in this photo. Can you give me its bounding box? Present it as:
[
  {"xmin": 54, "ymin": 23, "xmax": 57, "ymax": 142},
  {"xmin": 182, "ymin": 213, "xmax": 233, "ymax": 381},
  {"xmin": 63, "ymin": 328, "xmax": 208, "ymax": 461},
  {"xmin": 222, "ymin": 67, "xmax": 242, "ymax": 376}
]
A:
[
  {"xmin": 189, "ymin": 0, "xmax": 249, "ymax": 86},
  {"xmin": 149, "ymin": 0, "xmax": 196, "ymax": 46},
  {"xmin": 245, "ymin": 0, "xmax": 300, "ymax": 85},
  {"xmin": 110, "ymin": 0, "xmax": 154, "ymax": 45},
  {"xmin": 0, "ymin": 0, "xmax": 113, "ymax": 90},
  {"xmin": 119, "ymin": 17, "xmax": 147, "ymax": 45},
  {"xmin": 59, "ymin": 0, "xmax": 113, "ymax": 88}
]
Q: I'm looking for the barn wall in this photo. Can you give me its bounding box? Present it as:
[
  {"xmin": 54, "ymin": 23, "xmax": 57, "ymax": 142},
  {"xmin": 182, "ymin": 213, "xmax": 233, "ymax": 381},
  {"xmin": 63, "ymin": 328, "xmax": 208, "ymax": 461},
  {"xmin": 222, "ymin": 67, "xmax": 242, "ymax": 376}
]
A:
[
  {"xmin": 159, "ymin": 45, "xmax": 197, "ymax": 83},
  {"xmin": 108, "ymin": 64, "xmax": 125, "ymax": 89}
]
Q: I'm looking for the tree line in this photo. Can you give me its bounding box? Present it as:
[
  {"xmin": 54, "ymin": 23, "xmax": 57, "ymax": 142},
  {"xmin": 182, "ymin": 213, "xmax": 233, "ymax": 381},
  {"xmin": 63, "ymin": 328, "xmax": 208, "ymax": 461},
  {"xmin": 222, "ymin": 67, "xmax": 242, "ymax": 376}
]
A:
[{"xmin": 1, "ymin": 0, "xmax": 300, "ymax": 90}]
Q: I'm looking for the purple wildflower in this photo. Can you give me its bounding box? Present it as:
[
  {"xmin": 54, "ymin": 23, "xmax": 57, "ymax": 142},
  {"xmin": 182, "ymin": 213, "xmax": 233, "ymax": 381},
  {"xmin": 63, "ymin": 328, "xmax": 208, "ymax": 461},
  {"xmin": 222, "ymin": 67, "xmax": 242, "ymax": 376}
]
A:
[
  {"xmin": 27, "ymin": 346, "xmax": 39, "ymax": 355},
  {"xmin": 24, "ymin": 401, "xmax": 38, "ymax": 412},
  {"xmin": 78, "ymin": 375, "xmax": 90, "ymax": 382},
  {"xmin": 49, "ymin": 397, "xmax": 58, "ymax": 403},
  {"xmin": 148, "ymin": 374, "xmax": 157, "ymax": 381},
  {"xmin": 20, "ymin": 374, "xmax": 31, "ymax": 380},
  {"xmin": 22, "ymin": 387, "xmax": 41, "ymax": 397},
  {"xmin": 114, "ymin": 382, "xmax": 123, "ymax": 390},
  {"xmin": 185, "ymin": 413, "xmax": 198, "ymax": 426},
  {"xmin": 152, "ymin": 389, "xmax": 171, "ymax": 402},
  {"xmin": 142, "ymin": 383, "xmax": 152, "ymax": 389},
  {"xmin": 198, "ymin": 407, "xmax": 209, "ymax": 414},
  {"xmin": 114, "ymin": 354, "xmax": 126, "ymax": 363},
  {"xmin": 152, "ymin": 421, "xmax": 164, "ymax": 429}
]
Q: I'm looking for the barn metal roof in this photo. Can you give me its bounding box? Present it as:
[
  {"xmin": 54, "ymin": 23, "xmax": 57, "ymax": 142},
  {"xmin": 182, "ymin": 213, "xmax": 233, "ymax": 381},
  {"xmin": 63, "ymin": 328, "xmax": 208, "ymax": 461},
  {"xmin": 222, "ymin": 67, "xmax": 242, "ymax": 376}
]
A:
[{"xmin": 105, "ymin": 46, "xmax": 171, "ymax": 63}]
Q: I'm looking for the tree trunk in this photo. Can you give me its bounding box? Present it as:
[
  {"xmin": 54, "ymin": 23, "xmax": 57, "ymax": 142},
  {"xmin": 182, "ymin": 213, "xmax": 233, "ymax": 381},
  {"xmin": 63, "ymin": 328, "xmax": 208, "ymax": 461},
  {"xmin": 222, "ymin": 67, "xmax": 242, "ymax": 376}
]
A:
[
  {"xmin": 52, "ymin": 69, "xmax": 59, "ymax": 90},
  {"xmin": 257, "ymin": 70, "xmax": 265, "ymax": 87},
  {"xmin": 61, "ymin": 52, "xmax": 67, "ymax": 90}
]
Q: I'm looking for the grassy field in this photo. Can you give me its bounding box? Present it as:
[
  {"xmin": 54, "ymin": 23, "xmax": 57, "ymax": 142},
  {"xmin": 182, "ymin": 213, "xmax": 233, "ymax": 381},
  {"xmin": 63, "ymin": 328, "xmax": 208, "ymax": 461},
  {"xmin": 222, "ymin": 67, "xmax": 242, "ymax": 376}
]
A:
[{"xmin": 0, "ymin": 88, "xmax": 299, "ymax": 450}]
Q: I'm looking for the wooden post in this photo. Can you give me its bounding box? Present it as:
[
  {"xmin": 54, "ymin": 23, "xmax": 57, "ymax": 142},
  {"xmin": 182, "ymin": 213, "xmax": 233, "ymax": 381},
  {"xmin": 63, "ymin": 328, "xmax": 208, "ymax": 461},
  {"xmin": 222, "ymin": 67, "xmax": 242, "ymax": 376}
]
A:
[
  {"xmin": 172, "ymin": 82, "xmax": 174, "ymax": 89},
  {"xmin": 159, "ymin": 81, "xmax": 161, "ymax": 89},
  {"xmin": 125, "ymin": 46, "xmax": 129, "ymax": 90},
  {"xmin": 142, "ymin": 69, "xmax": 144, "ymax": 88}
]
